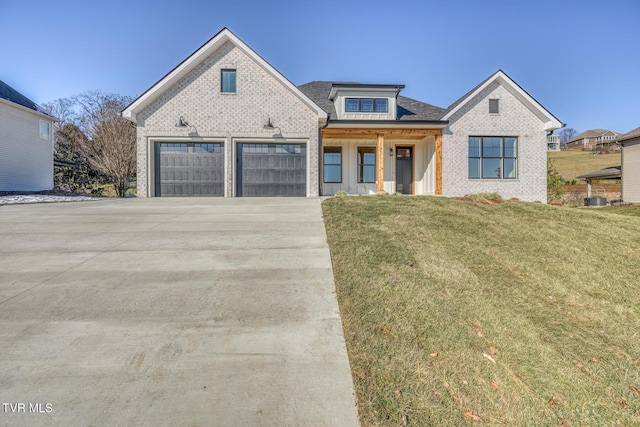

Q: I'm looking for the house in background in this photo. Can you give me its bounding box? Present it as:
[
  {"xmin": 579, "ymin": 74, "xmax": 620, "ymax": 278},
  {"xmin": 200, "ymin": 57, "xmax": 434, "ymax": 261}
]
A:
[
  {"xmin": 123, "ymin": 28, "xmax": 562, "ymax": 202},
  {"xmin": 566, "ymin": 129, "xmax": 620, "ymax": 151},
  {"xmin": 547, "ymin": 133, "xmax": 561, "ymax": 151},
  {"xmin": 619, "ymin": 127, "xmax": 640, "ymax": 202},
  {"xmin": 0, "ymin": 80, "xmax": 56, "ymax": 192}
]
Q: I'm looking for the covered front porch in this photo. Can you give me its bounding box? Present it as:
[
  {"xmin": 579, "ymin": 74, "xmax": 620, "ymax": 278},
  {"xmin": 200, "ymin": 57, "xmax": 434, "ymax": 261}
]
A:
[{"xmin": 320, "ymin": 127, "xmax": 443, "ymax": 196}]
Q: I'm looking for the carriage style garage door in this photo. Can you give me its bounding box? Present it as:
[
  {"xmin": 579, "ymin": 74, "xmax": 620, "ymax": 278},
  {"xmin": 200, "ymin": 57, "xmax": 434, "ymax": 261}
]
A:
[
  {"xmin": 154, "ymin": 142, "xmax": 224, "ymax": 196},
  {"xmin": 237, "ymin": 143, "xmax": 307, "ymax": 197}
]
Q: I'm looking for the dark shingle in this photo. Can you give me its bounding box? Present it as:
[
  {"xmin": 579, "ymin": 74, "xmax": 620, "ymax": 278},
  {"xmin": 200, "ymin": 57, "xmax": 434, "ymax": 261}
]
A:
[
  {"xmin": 298, "ymin": 81, "xmax": 446, "ymax": 122},
  {"xmin": 0, "ymin": 79, "xmax": 39, "ymax": 111}
]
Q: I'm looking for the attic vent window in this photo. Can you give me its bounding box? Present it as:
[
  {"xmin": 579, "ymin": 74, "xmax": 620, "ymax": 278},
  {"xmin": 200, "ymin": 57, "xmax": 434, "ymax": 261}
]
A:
[
  {"xmin": 489, "ymin": 99, "xmax": 499, "ymax": 114},
  {"xmin": 221, "ymin": 69, "xmax": 236, "ymax": 93}
]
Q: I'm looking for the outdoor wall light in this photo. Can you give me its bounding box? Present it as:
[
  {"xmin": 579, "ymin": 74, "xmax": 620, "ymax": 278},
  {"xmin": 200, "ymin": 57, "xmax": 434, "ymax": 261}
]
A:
[
  {"xmin": 176, "ymin": 116, "xmax": 189, "ymax": 127},
  {"xmin": 389, "ymin": 148, "xmax": 394, "ymax": 157},
  {"xmin": 264, "ymin": 118, "xmax": 275, "ymax": 129}
]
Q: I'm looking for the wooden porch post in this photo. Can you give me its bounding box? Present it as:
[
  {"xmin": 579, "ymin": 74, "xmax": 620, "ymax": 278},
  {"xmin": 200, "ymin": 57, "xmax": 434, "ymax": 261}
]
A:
[
  {"xmin": 377, "ymin": 133, "xmax": 385, "ymax": 193},
  {"xmin": 435, "ymin": 133, "xmax": 443, "ymax": 195}
]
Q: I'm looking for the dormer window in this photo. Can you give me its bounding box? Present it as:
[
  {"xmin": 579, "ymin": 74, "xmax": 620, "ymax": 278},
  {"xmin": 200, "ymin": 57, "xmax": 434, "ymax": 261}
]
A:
[{"xmin": 345, "ymin": 98, "xmax": 388, "ymax": 113}]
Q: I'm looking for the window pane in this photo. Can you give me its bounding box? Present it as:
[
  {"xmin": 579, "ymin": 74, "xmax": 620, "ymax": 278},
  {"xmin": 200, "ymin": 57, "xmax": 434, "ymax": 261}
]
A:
[
  {"xmin": 482, "ymin": 137, "xmax": 502, "ymax": 157},
  {"xmin": 360, "ymin": 99, "xmax": 374, "ymax": 112},
  {"xmin": 374, "ymin": 99, "xmax": 388, "ymax": 112},
  {"xmin": 503, "ymin": 158, "xmax": 517, "ymax": 178},
  {"xmin": 364, "ymin": 152, "xmax": 376, "ymax": 165},
  {"xmin": 324, "ymin": 165, "xmax": 341, "ymax": 183},
  {"xmin": 39, "ymin": 121, "xmax": 50, "ymax": 139},
  {"xmin": 489, "ymin": 99, "xmax": 499, "ymax": 114},
  {"xmin": 358, "ymin": 147, "xmax": 376, "ymax": 183},
  {"xmin": 482, "ymin": 158, "xmax": 502, "ymax": 178},
  {"xmin": 221, "ymin": 70, "xmax": 236, "ymax": 92},
  {"xmin": 345, "ymin": 98, "xmax": 358, "ymax": 112},
  {"xmin": 468, "ymin": 158, "xmax": 480, "ymax": 178},
  {"xmin": 469, "ymin": 137, "xmax": 481, "ymax": 158},
  {"xmin": 504, "ymin": 137, "xmax": 517, "ymax": 158}
]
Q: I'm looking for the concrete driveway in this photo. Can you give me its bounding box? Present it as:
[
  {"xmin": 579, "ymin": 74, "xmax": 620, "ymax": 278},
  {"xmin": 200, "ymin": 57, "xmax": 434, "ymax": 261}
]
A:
[{"xmin": 0, "ymin": 198, "xmax": 359, "ymax": 426}]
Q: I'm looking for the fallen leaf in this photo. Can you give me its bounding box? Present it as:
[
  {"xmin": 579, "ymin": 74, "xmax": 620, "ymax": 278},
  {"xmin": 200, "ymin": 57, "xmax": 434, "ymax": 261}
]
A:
[
  {"xmin": 491, "ymin": 381, "xmax": 499, "ymax": 390},
  {"xmin": 489, "ymin": 346, "xmax": 498, "ymax": 355},
  {"xmin": 589, "ymin": 357, "xmax": 597, "ymax": 363},
  {"xmin": 630, "ymin": 386, "xmax": 640, "ymax": 396},
  {"xmin": 395, "ymin": 389, "xmax": 401, "ymax": 397},
  {"xmin": 620, "ymin": 399, "xmax": 629, "ymax": 408},
  {"xmin": 615, "ymin": 419, "xmax": 624, "ymax": 426},
  {"xmin": 429, "ymin": 352, "xmax": 438, "ymax": 358},
  {"xmin": 549, "ymin": 396, "xmax": 557, "ymax": 406},
  {"xmin": 462, "ymin": 380, "xmax": 468, "ymax": 385},
  {"xmin": 482, "ymin": 352, "xmax": 496, "ymax": 363},
  {"xmin": 401, "ymin": 414, "xmax": 408, "ymax": 426},
  {"xmin": 559, "ymin": 420, "xmax": 568, "ymax": 427},
  {"xmin": 472, "ymin": 323, "xmax": 483, "ymax": 337},
  {"xmin": 463, "ymin": 410, "xmax": 481, "ymax": 421}
]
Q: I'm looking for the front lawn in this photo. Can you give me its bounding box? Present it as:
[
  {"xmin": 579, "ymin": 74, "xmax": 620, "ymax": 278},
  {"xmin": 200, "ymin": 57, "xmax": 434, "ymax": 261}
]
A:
[{"xmin": 323, "ymin": 196, "xmax": 640, "ymax": 426}]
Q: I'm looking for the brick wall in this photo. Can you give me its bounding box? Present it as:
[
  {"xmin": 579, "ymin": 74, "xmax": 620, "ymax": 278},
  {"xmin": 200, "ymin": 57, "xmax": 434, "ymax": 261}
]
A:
[
  {"xmin": 443, "ymin": 81, "xmax": 549, "ymax": 202},
  {"xmin": 135, "ymin": 41, "xmax": 319, "ymax": 197}
]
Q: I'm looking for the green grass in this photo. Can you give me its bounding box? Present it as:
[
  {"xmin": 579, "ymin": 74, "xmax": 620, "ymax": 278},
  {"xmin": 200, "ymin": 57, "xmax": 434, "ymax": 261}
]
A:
[
  {"xmin": 548, "ymin": 151, "xmax": 620, "ymax": 181},
  {"xmin": 323, "ymin": 196, "xmax": 640, "ymax": 426}
]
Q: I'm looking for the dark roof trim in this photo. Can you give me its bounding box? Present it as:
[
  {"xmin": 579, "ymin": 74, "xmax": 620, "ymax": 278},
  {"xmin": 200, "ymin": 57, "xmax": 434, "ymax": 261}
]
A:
[
  {"xmin": 0, "ymin": 79, "xmax": 56, "ymax": 119},
  {"xmin": 326, "ymin": 119, "xmax": 448, "ymax": 127},
  {"xmin": 576, "ymin": 166, "xmax": 621, "ymax": 180},
  {"xmin": 330, "ymin": 83, "xmax": 406, "ymax": 90}
]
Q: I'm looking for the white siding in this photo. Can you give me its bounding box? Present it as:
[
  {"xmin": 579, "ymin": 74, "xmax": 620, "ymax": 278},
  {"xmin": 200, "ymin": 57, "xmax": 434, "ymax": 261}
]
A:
[
  {"xmin": 321, "ymin": 137, "xmax": 435, "ymax": 195},
  {"xmin": 332, "ymin": 90, "xmax": 397, "ymax": 120},
  {"xmin": 622, "ymin": 138, "xmax": 640, "ymax": 203},
  {"xmin": 0, "ymin": 102, "xmax": 54, "ymax": 192}
]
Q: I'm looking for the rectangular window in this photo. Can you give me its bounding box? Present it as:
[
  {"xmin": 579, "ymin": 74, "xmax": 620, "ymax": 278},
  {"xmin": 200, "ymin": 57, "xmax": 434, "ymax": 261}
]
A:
[
  {"xmin": 357, "ymin": 147, "xmax": 376, "ymax": 183},
  {"xmin": 345, "ymin": 98, "xmax": 359, "ymax": 112},
  {"xmin": 345, "ymin": 98, "xmax": 389, "ymax": 113},
  {"xmin": 468, "ymin": 136, "xmax": 517, "ymax": 179},
  {"xmin": 39, "ymin": 120, "xmax": 50, "ymax": 140},
  {"xmin": 323, "ymin": 146, "xmax": 342, "ymax": 183},
  {"xmin": 489, "ymin": 99, "xmax": 499, "ymax": 114},
  {"xmin": 221, "ymin": 69, "xmax": 236, "ymax": 93},
  {"xmin": 374, "ymin": 99, "xmax": 388, "ymax": 112}
]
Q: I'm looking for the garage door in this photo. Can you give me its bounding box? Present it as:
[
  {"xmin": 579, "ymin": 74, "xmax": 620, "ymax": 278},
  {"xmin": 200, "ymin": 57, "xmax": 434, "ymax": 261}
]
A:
[
  {"xmin": 154, "ymin": 143, "xmax": 224, "ymax": 196},
  {"xmin": 237, "ymin": 143, "xmax": 306, "ymax": 197}
]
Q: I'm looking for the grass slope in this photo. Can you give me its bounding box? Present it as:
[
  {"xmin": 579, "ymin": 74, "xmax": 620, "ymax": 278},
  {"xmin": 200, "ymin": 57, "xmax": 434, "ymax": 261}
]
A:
[
  {"xmin": 323, "ymin": 196, "xmax": 640, "ymax": 426},
  {"xmin": 548, "ymin": 151, "xmax": 620, "ymax": 181}
]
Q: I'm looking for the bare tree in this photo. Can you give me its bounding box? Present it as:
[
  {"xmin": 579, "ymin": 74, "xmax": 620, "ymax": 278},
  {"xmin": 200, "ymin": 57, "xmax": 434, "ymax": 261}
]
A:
[
  {"xmin": 558, "ymin": 128, "xmax": 578, "ymax": 150},
  {"xmin": 74, "ymin": 92, "xmax": 136, "ymax": 197},
  {"xmin": 41, "ymin": 97, "xmax": 77, "ymax": 133}
]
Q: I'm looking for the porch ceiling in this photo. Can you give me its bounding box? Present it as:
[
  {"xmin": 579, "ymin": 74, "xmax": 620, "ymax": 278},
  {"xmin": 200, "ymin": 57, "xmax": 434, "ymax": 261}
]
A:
[{"xmin": 322, "ymin": 127, "xmax": 441, "ymax": 140}]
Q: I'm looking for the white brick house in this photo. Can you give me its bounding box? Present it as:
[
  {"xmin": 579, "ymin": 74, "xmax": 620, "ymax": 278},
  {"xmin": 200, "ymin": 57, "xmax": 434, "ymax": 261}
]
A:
[{"xmin": 123, "ymin": 28, "xmax": 562, "ymax": 202}]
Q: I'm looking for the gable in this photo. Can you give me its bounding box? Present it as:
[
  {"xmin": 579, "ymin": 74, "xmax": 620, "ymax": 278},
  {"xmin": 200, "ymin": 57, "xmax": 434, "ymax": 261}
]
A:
[
  {"xmin": 442, "ymin": 70, "xmax": 562, "ymax": 131},
  {"xmin": 122, "ymin": 28, "xmax": 326, "ymax": 124}
]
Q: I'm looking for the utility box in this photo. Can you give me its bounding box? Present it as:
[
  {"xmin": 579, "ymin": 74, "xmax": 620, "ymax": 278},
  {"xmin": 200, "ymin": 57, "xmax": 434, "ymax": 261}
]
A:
[{"xmin": 584, "ymin": 197, "xmax": 607, "ymax": 206}]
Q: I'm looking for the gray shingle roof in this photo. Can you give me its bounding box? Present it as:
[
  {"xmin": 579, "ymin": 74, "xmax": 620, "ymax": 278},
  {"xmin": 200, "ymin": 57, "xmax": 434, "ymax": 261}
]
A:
[
  {"xmin": 618, "ymin": 126, "xmax": 640, "ymax": 143},
  {"xmin": 576, "ymin": 166, "xmax": 621, "ymax": 180},
  {"xmin": 0, "ymin": 79, "xmax": 53, "ymax": 117},
  {"xmin": 0, "ymin": 79, "xmax": 38, "ymax": 111},
  {"xmin": 297, "ymin": 81, "xmax": 446, "ymax": 122}
]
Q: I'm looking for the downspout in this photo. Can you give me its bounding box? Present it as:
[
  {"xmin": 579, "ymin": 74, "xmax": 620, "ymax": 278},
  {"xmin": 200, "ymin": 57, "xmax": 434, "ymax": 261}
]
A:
[{"xmin": 318, "ymin": 114, "xmax": 331, "ymax": 196}]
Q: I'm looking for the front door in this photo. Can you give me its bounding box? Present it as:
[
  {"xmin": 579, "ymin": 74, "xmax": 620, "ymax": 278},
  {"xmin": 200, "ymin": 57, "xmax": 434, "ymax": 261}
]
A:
[{"xmin": 395, "ymin": 147, "xmax": 413, "ymax": 194}]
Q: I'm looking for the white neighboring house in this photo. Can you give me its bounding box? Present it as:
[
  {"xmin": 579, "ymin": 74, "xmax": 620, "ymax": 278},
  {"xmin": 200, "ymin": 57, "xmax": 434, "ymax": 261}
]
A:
[
  {"xmin": 620, "ymin": 127, "xmax": 640, "ymax": 203},
  {"xmin": 0, "ymin": 80, "xmax": 57, "ymax": 192},
  {"xmin": 123, "ymin": 27, "xmax": 563, "ymax": 202}
]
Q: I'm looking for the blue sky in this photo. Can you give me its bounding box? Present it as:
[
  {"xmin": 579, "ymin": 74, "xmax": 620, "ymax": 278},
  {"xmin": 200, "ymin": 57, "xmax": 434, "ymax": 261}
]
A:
[{"xmin": 1, "ymin": 0, "xmax": 638, "ymax": 134}]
